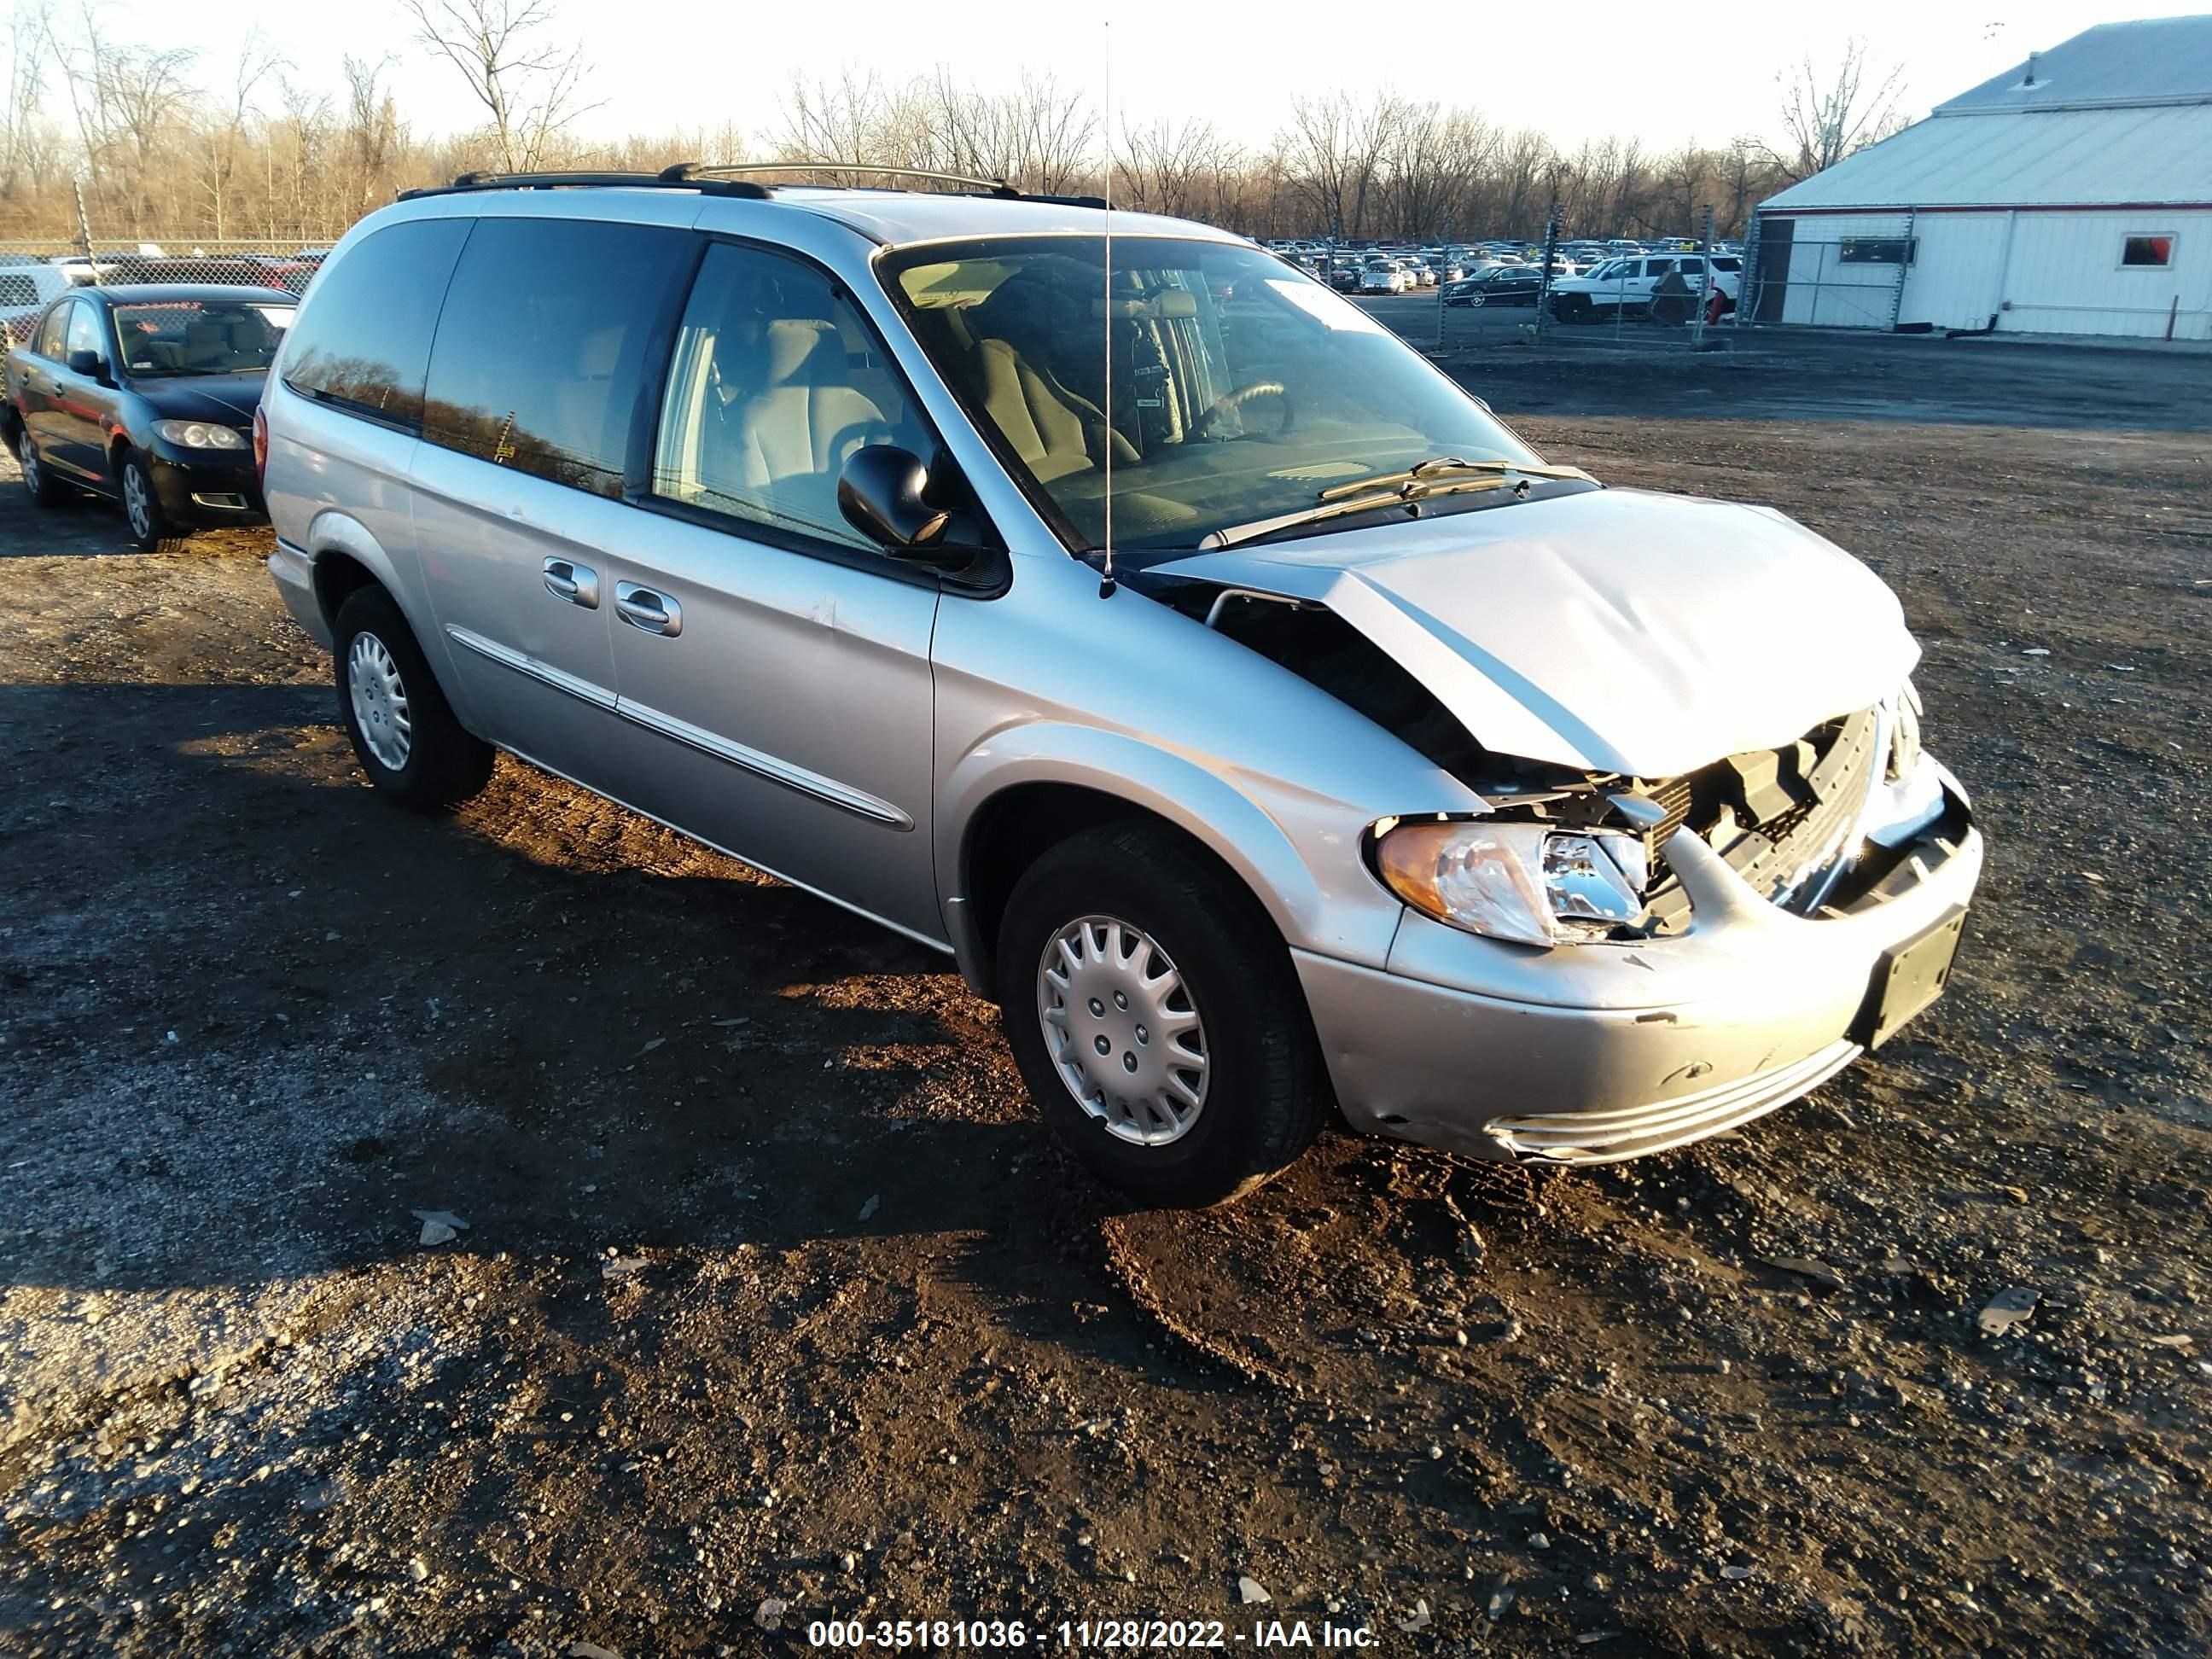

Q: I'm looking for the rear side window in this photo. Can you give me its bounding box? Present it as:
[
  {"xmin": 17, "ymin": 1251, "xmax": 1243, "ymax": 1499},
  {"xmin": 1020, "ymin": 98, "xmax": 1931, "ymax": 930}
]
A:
[
  {"xmin": 0, "ymin": 274, "xmax": 35, "ymax": 307},
  {"xmin": 421, "ymin": 218, "xmax": 692, "ymax": 498},
  {"xmin": 33, "ymin": 302, "xmax": 68, "ymax": 358},
  {"xmin": 282, "ymin": 218, "xmax": 470, "ymax": 429}
]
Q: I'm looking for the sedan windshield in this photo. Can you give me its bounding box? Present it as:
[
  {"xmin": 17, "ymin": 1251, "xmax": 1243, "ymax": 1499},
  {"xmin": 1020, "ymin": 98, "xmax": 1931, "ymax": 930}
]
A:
[
  {"xmin": 111, "ymin": 300, "xmax": 294, "ymax": 377},
  {"xmin": 882, "ymin": 236, "xmax": 1563, "ymax": 557}
]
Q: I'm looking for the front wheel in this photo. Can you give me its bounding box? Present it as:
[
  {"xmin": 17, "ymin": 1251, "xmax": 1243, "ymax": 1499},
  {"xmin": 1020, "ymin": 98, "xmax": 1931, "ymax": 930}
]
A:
[
  {"xmin": 333, "ymin": 585, "xmax": 494, "ymax": 811},
  {"xmin": 117, "ymin": 450, "xmax": 181, "ymax": 550},
  {"xmin": 997, "ymin": 824, "xmax": 1328, "ymax": 1207}
]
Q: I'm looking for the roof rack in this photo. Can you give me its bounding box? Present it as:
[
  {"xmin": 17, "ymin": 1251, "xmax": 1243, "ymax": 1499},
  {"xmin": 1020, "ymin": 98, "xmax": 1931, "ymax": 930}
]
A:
[
  {"xmin": 397, "ymin": 169, "xmax": 771, "ymax": 202},
  {"xmin": 395, "ymin": 160, "xmax": 1109, "ymax": 211},
  {"xmin": 675, "ymin": 161, "xmax": 1021, "ymax": 198}
]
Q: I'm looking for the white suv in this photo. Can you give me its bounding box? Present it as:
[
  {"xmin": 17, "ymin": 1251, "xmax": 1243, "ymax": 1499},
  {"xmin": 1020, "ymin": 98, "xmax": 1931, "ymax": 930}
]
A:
[{"xmin": 1550, "ymin": 253, "xmax": 1741, "ymax": 323}]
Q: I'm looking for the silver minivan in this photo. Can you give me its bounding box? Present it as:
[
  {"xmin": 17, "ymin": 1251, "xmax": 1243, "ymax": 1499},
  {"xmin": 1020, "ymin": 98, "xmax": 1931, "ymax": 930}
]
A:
[{"xmin": 260, "ymin": 167, "xmax": 1982, "ymax": 1205}]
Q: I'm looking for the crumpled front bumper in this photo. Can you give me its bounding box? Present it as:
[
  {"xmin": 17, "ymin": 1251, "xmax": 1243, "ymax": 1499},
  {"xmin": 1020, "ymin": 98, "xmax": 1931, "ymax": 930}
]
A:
[{"xmin": 1295, "ymin": 776, "xmax": 1984, "ymax": 1164}]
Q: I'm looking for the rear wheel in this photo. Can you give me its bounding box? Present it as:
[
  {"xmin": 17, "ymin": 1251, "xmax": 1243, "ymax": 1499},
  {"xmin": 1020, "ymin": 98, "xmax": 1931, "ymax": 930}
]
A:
[
  {"xmin": 996, "ymin": 824, "xmax": 1328, "ymax": 1207},
  {"xmin": 333, "ymin": 584, "xmax": 494, "ymax": 811},
  {"xmin": 15, "ymin": 424, "xmax": 68, "ymax": 507}
]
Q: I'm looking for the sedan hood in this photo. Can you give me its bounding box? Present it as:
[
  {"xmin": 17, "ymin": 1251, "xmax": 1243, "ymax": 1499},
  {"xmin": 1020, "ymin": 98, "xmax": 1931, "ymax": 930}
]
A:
[
  {"xmin": 1150, "ymin": 487, "xmax": 1918, "ymax": 777},
  {"xmin": 133, "ymin": 374, "xmax": 265, "ymax": 425}
]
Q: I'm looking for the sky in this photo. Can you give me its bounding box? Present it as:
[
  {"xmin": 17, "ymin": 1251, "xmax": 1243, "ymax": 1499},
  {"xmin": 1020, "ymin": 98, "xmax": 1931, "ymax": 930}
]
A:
[{"xmin": 63, "ymin": 0, "xmax": 2210, "ymax": 155}]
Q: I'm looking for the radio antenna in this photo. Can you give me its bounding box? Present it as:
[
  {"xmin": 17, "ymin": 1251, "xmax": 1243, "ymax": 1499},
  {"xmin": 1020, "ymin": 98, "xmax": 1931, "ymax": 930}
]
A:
[{"xmin": 1098, "ymin": 20, "xmax": 1116, "ymax": 599}]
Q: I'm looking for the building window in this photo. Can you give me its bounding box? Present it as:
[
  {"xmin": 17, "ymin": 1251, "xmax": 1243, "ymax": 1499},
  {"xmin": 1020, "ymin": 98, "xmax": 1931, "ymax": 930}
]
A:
[
  {"xmin": 1838, "ymin": 238, "xmax": 1917, "ymax": 265},
  {"xmin": 2120, "ymin": 235, "xmax": 2174, "ymax": 269}
]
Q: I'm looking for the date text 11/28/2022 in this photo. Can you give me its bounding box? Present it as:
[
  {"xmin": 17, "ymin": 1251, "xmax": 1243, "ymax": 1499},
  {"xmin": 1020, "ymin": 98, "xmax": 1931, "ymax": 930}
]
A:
[{"xmin": 805, "ymin": 1617, "xmax": 1381, "ymax": 1649}]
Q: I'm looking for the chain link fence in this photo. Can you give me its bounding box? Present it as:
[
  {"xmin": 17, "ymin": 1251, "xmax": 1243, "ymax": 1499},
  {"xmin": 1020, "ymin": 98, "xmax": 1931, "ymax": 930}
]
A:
[
  {"xmin": 0, "ymin": 239, "xmax": 339, "ymax": 343},
  {"xmin": 1735, "ymin": 214, "xmax": 1918, "ymax": 331}
]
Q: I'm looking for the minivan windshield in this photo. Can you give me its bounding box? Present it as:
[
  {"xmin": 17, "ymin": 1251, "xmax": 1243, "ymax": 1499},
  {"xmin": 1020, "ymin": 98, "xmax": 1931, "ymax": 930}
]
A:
[{"xmin": 883, "ymin": 236, "xmax": 1565, "ymax": 557}]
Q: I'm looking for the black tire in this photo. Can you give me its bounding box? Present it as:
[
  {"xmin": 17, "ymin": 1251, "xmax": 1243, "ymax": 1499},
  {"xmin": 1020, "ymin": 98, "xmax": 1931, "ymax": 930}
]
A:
[
  {"xmin": 15, "ymin": 422, "xmax": 69, "ymax": 507},
  {"xmin": 996, "ymin": 823, "xmax": 1328, "ymax": 1207},
  {"xmin": 115, "ymin": 449, "xmax": 172, "ymax": 551},
  {"xmin": 332, "ymin": 584, "xmax": 494, "ymax": 811},
  {"xmin": 1553, "ymin": 294, "xmax": 1591, "ymax": 324}
]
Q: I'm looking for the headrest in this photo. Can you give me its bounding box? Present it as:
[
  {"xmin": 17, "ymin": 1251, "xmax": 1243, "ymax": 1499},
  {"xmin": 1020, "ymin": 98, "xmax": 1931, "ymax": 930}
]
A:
[
  {"xmin": 1094, "ymin": 291, "xmax": 1198, "ymax": 321},
  {"xmin": 761, "ymin": 317, "xmax": 833, "ymax": 387}
]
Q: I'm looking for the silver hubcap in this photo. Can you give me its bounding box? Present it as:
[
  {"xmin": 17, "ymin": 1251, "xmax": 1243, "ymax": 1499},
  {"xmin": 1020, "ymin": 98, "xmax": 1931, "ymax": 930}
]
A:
[
  {"xmin": 123, "ymin": 464, "xmax": 150, "ymax": 538},
  {"xmin": 346, "ymin": 632, "xmax": 413, "ymax": 771},
  {"xmin": 1037, "ymin": 916, "xmax": 1208, "ymax": 1147},
  {"xmin": 17, "ymin": 430, "xmax": 37, "ymax": 488}
]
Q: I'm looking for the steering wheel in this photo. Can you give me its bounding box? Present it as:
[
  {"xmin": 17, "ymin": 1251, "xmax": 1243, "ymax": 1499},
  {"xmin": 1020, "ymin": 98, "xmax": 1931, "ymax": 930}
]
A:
[{"xmin": 1188, "ymin": 379, "xmax": 1289, "ymax": 441}]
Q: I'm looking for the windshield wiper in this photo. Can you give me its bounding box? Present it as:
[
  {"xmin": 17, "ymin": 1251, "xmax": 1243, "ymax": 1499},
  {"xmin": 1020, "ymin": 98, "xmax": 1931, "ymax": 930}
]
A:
[
  {"xmin": 1317, "ymin": 456, "xmax": 1595, "ymax": 499},
  {"xmin": 1196, "ymin": 457, "xmax": 1597, "ymax": 550}
]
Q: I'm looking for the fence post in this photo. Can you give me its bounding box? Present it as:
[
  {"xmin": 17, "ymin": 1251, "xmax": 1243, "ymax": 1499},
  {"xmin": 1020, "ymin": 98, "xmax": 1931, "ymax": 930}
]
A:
[
  {"xmin": 1533, "ymin": 201, "xmax": 1561, "ymax": 342},
  {"xmin": 1690, "ymin": 202, "xmax": 1715, "ymax": 349},
  {"xmin": 73, "ymin": 176, "xmax": 97, "ymax": 285}
]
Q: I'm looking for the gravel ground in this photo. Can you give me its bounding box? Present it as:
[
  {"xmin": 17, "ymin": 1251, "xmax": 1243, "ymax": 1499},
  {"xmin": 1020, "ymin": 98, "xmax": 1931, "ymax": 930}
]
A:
[{"xmin": 0, "ymin": 338, "xmax": 2207, "ymax": 1657}]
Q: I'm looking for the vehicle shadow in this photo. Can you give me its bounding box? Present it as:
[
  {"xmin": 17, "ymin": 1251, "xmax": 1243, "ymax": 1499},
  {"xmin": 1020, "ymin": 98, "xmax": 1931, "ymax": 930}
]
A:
[{"xmin": 0, "ymin": 681, "xmax": 1204, "ymax": 1365}]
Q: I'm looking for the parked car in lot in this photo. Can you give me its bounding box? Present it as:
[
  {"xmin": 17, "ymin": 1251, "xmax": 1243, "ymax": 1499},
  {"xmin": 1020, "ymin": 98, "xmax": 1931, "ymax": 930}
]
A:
[
  {"xmin": 260, "ymin": 171, "xmax": 1982, "ymax": 1205},
  {"xmin": 1358, "ymin": 257, "xmax": 1412, "ymax": 294},
  {"xmin": 1442, "ymin": 265, "xmax": 1546, "ymax": 307},
  {"xmin": 3, "ymin": 283, "xmax": 295, "ymax": 548}
]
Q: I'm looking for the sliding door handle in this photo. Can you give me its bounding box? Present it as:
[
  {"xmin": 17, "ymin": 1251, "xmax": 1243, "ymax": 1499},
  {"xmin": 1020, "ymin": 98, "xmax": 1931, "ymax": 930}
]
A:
[
  {"xmin": 615, "ymin": 581, "xmax": 681, "ymax": 637},
  {"xmin": 543, "ymin": 558, "xmax": 599, "ymax": 608}
]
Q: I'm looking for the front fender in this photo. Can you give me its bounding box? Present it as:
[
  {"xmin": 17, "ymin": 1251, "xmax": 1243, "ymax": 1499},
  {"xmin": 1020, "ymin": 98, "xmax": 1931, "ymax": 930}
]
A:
[{"xmin": 936, "ymin": 719, "xmax": 1413, "ymax": 985}]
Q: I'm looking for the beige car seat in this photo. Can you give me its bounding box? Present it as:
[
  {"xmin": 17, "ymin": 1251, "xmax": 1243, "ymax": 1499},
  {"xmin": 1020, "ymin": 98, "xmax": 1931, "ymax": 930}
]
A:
[{"xmin": 710, "ymin": 318, "xmax": 886, "ymax": 534}]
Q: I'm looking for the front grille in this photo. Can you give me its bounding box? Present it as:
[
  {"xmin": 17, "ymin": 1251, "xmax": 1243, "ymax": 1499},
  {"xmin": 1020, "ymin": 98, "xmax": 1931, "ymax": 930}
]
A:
[{"xmin": 1641, "ymin": 707, "xmax": 1881, "ymax": 931}]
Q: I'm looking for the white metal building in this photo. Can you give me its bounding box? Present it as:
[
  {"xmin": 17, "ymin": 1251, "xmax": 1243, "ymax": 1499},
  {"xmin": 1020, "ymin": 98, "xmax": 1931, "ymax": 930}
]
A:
[{"xmin": 1747, "ymin": 15, "xmax": 2212, "ymax": 340}]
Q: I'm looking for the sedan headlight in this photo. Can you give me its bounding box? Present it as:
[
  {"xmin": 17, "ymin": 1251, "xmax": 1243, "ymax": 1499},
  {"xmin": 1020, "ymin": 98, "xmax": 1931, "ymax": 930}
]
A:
[
  {"xmin": 153, "ymin": 420, "xmax": 247, "ymax": 450},
  {"xmin": 1375, "ymin": 818, "xmax": 1648, "ymax": 946}
]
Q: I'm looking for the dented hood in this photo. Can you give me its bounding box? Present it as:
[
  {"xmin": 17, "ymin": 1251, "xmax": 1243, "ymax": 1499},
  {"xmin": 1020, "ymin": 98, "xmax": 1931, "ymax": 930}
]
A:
[{"xmin": 1151, "ymin": 487, "xmax": 1918, "ymax": 777}]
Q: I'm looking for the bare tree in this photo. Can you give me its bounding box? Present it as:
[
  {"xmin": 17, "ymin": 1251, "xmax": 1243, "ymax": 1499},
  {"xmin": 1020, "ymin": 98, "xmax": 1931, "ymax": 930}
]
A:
[
  {"xmin": 1281, "ymin": 90, "xmax": 1405, "ymax": 239},
  {"xmin": 340, "ymin": 54, "xmax": 399, "ymax": 210},
  {"xmin": 1769, "ymin": 40, "xmax": 1906, "ymax": 182},
  {"xmin": 96, "ymin": 40, "xmax": 195, "ymax": 231},
  {"xmin": 1116, "ymin": 117, "xmax": 1231, "ymax": 218},
  {"xmin": 195, "ymin": 32, "xmax": 281, "ymax": 238},
  {"xmin": 1719, "ymin": 135, "xmax": 1778, "ymax": 235},
  {"xmin": 774, "ymin": 70, "xmax": 920, "ymax": 180},
  {"xmin": 0, "ymin": 0, "xmax": 55, "ymax": 207},
  {"xmin": 402, "ymin": 0, "xmax": 593, "ymax": 173}
]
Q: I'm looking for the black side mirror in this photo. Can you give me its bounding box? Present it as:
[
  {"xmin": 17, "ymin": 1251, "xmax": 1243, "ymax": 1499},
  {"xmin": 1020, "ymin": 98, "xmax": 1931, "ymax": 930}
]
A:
[
  {"xmin": 838, "ymin": 446, "xmax": 973, "ymax": 570},
  {"xmin": 66, "ymin": 347, "xmax": 107, "ymax": 381}
]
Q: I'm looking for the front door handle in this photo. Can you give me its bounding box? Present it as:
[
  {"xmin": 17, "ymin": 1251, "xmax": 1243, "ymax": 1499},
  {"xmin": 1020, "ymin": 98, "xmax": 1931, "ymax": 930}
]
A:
[
  {"xmin": 615, "ymin": 581, "xmax": 681, "ymax": 637},
  {"xmin": 543, "ymin": 557, "xmax": 599, "ymax": 608}
]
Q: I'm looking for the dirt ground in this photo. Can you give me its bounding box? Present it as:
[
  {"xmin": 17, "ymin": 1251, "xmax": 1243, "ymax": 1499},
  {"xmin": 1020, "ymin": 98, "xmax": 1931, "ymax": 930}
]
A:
[{"xmin": 1, "ymin": 335, "xmax": 2207, "ymax": 1658}]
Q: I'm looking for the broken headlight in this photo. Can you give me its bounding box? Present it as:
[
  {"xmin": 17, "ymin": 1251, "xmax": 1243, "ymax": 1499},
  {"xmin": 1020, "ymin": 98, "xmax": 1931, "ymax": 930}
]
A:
[
  {"xmin": 1374, "ymin": 818, "xmax": 1648, "ymax": 946},
  {"xmin": 1887, "ymin": 680, "xmax": 1924, "ymax": 783}
]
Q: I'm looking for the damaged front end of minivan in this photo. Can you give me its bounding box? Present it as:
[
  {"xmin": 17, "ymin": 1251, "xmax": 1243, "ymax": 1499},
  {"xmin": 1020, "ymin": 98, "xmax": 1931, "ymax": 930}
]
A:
[{"xmin": 1141, "ymin": 491, "xmax": 1984, "ymax": 1165}]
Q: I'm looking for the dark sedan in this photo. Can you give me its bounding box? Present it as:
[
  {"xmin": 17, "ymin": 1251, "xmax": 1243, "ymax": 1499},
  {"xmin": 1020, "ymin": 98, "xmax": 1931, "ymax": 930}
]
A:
[
  {"xmin": 1441, "ymin": 266, "xmax": 1546, "ymax": 308},
  {"xmin": 3, "ymin": 284, "xmax": 294, "ymax": 549}
]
